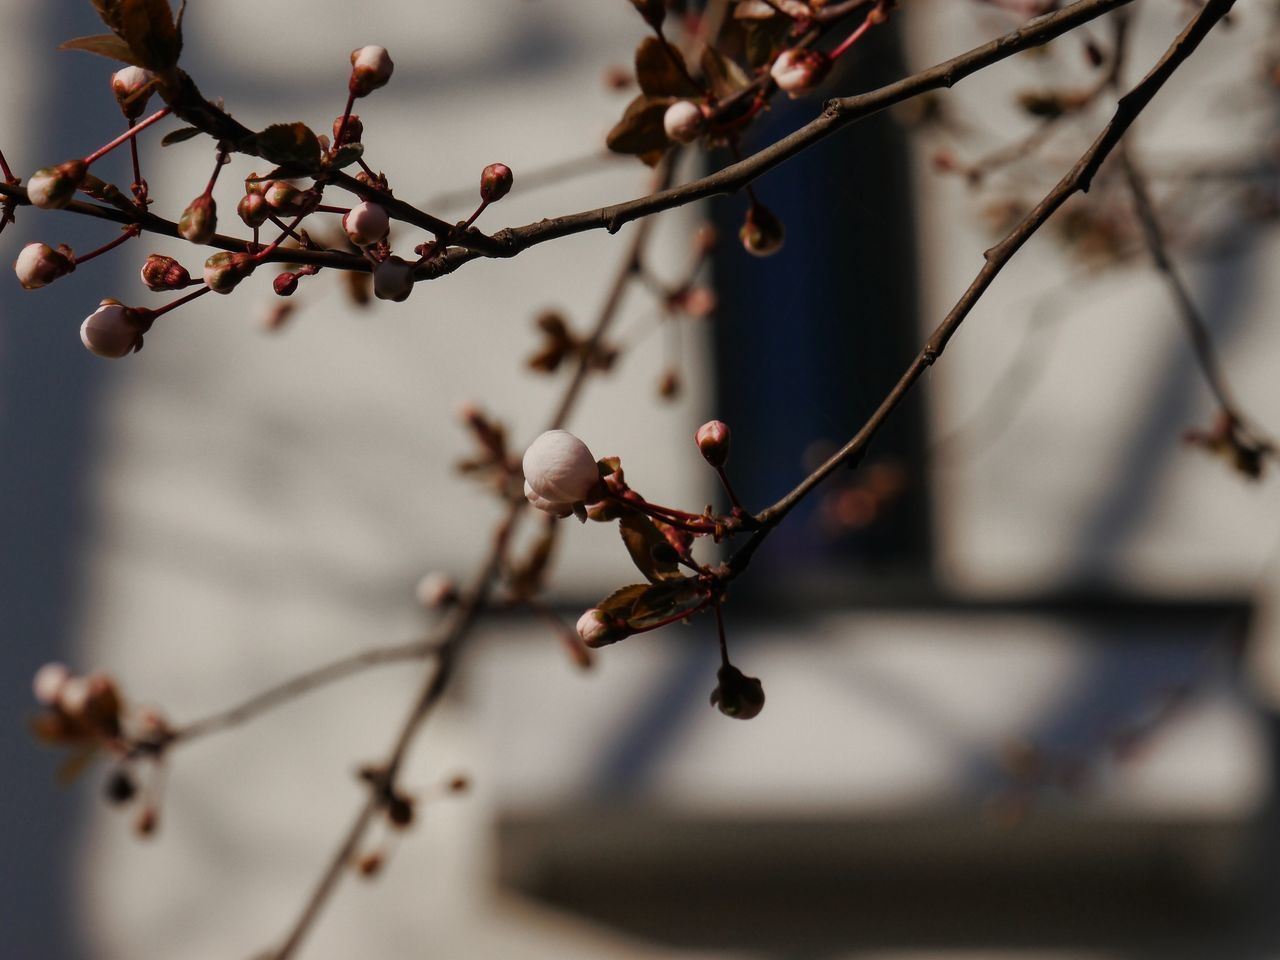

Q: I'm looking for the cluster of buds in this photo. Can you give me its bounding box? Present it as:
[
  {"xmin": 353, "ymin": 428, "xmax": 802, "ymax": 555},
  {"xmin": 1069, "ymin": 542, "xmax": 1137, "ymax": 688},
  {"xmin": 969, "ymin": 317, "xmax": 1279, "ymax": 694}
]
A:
[
  {"xmin": 522, "ymin": 429, "xmax": 604, "ymax": 519},
  {"xmin": 14, "ymin": 242, "xmax": 74, "ymax": 289},
  {"xmin": 31, "ymin": 663, "xmax": 123, "ymax": 744},
  {"xmin": 349, "ymin": 45, "xmax": 394, "ymax": 98}
]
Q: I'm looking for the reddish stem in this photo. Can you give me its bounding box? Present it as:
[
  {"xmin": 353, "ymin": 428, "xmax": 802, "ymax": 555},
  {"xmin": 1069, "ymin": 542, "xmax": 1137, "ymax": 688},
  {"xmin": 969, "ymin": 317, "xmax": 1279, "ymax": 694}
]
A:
[
  {"xmin": 331, "ymin": 91, "xmax": 357, "ymax": 155},
  {"xmin": 73, "ymin": 227, "xmax": 139, "ymax": 267},
  {"xmin": 0, "ymin": 145, "xmax": 15, "ymax": 182},
  {"xmin": 628, "ymin": 598, "xmax": 712, "ymax": 636},
  {"xmin": 829, "ymin": 12, "xmax": 875, "ymax": 60},
  {"xmin": 83, "ymin": 107, "xmax": 172, "ymax": 167},
  {"xmin": 255, "ymin": 214, "xmax": 308, "ymax": 260},
  {"xmin": 715, "ymin": 466, "xmax": 746, "ymax": 513},
  {"xmin": 145, "ymin": 285, "xmax": 211, "ymax": 320}
]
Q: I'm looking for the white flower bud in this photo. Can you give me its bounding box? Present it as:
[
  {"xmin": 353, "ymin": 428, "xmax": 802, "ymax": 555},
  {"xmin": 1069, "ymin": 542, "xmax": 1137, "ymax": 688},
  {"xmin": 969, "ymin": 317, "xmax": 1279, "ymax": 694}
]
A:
[
  {"xmin": 350, "ymin": 45, "xmax": 394, "ymax": 97},
  {"xmin": 663, "ymin": 100, "xmax": 705, "ymax": 144},
  {"xmin": 576, "ymin": 609, "xmax": 614, "ymax": 647},
  {"xmin": 111, "ymin": 66, "xmax": 155, "ymax": 119},
  {"xmin": 58, "ymin": 675, "xmax": 91, "ymax": 718},
  {"xmin": 26, "ymin": 160, "xmax": 87, "ymax": 210},
  {"xmin": 414, "ymin": 572, "xmax": 458, "ymax": 609},
  {"xmin": 80, "ymin": 299, "xmax": 143, "ymax": 359},
  {"xmin": 15, "ymin": 242, "xmax": 74, "ymax": 289},
  {"xmin": 770, "ymin": 48, "xmax": 831, "ymax": 98},
  {"xmin": 33, "ymin": 662, "xmax": 70, "ymax": 706},
  {"xmin": 523, "ymin": 480, "xmax": 573, "ymax": 519},
  {"xmin": 343, "ymin": 201, "xmax": 389, "ymax": 247},
  {"xmin": 372, "ymin": 256, "xmax": 414, "ymax": 302},
  {"xmin": 522, "ymin": 430, "xmax": 600, "ymax": 515}
]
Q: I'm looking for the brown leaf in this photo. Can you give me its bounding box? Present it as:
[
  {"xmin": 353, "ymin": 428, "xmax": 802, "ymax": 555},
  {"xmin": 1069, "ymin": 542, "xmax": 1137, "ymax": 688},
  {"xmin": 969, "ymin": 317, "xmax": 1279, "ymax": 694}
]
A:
[
  {"xmin": 252, "ymin": 122, "xmax": 322, "ymax": 172},
  {"xmin": 606, "ymin": 94, "xmax": 675, "ymax": 161},
  {"xmin": 93, "ymin": 0, "xmax": 181, "ymax": 70},
  {"xmin": 700, "ymin": 45, "xmax": 751, "ymax": 100},
  {"xmin": 59, "ymin": 34, "xmax": 142, "ymax": 65},
  {"xmin": 626, "ymin": 578, "xmax": 706, "ymax": 629},
  {"xmin": 635, "ymin": 37, "xmax": 701, "ymax": 98},
  {"xmin": 597, "ymin": 583, "xmax": 652, "ymax": 619},
  {"xmin": 619, "ymin": 513, "xmax": 681, "ymax": 583}
]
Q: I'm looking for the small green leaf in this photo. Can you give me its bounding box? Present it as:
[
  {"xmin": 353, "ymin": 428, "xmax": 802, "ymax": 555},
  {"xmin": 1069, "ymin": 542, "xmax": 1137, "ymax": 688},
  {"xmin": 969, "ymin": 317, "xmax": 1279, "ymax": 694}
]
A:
[
  {"xmin": 80, "ymin": 174, "xmax": 136, "ymax": 212},
  {"xmin": 619, "ymin": 513, "xmax": 681, "ymax": 583},
  {"xmin": 59, "ymin": 33, "xmax": 141, "ymax": 65},
  {"xmin": 635, "ymin": 37, "xmax": 700, "ymax": 99},
  {"xmin": 160, "ymin": 126, "xmax": 202, "ymax": 147}
]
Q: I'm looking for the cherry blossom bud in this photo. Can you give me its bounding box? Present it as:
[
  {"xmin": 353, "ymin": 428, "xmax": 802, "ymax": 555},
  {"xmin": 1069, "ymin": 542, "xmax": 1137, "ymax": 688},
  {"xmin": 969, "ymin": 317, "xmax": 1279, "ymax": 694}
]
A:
[
  {"xmin": 770, "ymin": 48, "xmax": 831, "ymax": 98},
  {"xmin": 695, "ymin": 420, "xmax": 731, "ymax": 467},
  {"xmin": 576, "ymin": 609, "xmax": 618, "ymax": 648},
  {"xmin": 15, "ymin": 242, "xmax": 74, "ymax": 289},
  {"xmin": 350, "ymin": 45, "xmax": 394, "ymax": 98},
  {"xmin": 415, "ymin": 572, "xmax": 458, "ymax": 609},
  {"xmin": 523, "ymin": 481, "xmax": 573, "ymax": 519},
  {"xmin": 140, "ymin": 254, "xmax": 192, "ymax": 291},
  {"xmin": 710, "ymin": 663, "xmax": 765, "ymax": 720},
  {"xmin": 105, "ymin": 768, "xmax": 137, "ymax": 805},
  {"xmin": 272, "ymin": 272, "xmax": 299, "ymax": 297},
  {"xmin": 32, "ymin": 662, "xmax": 70, "ymax": 706},
  {"xmin": 480, "ymin": 163, "xmax": 513, "ymax": 204},
  {"xmin": 263, "ymin": 180, "xmax": 319, "ymax": 216},
  {"xmin": 237, "ymin": 191, "xmax": 269, "ymax": 228},
  {"xmin": 343, "ymin": 201, "xmax": 389, "ymax": 247},
  {"xmin": 203, "ymin": 251, "xmax": 256, "ymax": 294},
  {"xmin": 80, "ymin": 299, "xmax": 144, "ymax": 359},
  {"xmin": 333, "ymin": 114, "xmax": 363, "ymax": 146},
  {"xmin": 111, "ymin": 66, "xmax": 154, "ymax": 120},
  {"xmin": 522, "ymin": 430, "xmax": 601, "ymax": 516},
  {"xmin": 372, "ymin": 256, "xmax": 414, "ymax": 302},
  {"xmin": 26, "ymin": 160, "xmax": 87, "ymax": 210},
  {"xmin": 739, "ymin": 201, "xmax": 785, "ymax": 257},
  {"xmin": 178, "ymin": 194, "xmax": 217, "ymax": 244},
  {"xmin": 663, "ymin": 100, "xmax": 705, "ymax": 144}
]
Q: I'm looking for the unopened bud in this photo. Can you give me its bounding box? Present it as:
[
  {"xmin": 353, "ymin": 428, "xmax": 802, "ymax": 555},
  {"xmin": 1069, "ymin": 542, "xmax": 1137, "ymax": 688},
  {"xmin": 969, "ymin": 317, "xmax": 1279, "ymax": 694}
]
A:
[
  {"xmin": 739, "ymin": 201, "xmax": 785, "ymax": 257},
  {"xmin": 104, "ymin": 768, "xmax": 137, "ymax": 805},
  {"xmin": 523, "ymin": 430, "xmax": 601, "ymax": 515},
  {"xmin": 343, "ymin": 201, "xmax": 390, "ymax": 247},
  {"xmin": 111, "ymin": 66, "xmax": 155, "ymax": 120},
  {"xmin": 386, "ymin": 794, "xmax": 415, "ymax": 828},
  {"xmin": 770, "ymin": 48, "xmax": 831, "ymax": 98},
  {"xmin": 576, "ymin": 608, "xmax": 631, "ymax": 648},
  {"xmin": 350, "ymin": 45, "xmax": 394, "ymax": 98},
  {"xmin": 695, "ymin": 420, "xmax": 731, "ymax": 467},
  {"xmin": 26, "ymin": 160, "xmax": 87, "ymax": 210},
  {"xmin": 178, "ymin": 194, "xmax": 217, "ymax": 244},
  {"xmin": 140, "ymin": 254, "xmax": 191, "ymax": 291},
  {"xmin": 663, "ymin": 100, "xmax": 705, "ymax": 144},
  {"xmin": 237, "ymin": 191, "xmax": 269, "ymax": 228},
  {"xmin": 273, "ymin": 272, "xmax": 299, "ymax": 297},
  {"xmin": 15, "ymin": 242, "xmax": 74, "ymax": 289},
  {"xmin": 80, "ymin": 298, "xmax": 146, "ymax": 359},
  {"xmin": 480, "ymin": 163, "xmax": 513, "ymax": 204},
  {"xmin": 203, "ymin": 251, "xmax": 256, "ymax": 294},
  {"xmin": 333, "ymin": 114, "xmax": 363, "ymax": 146},
  {"xmin": 263, "ymin": 180, "xmax": 319, "ymax": 216},
  {"xmin": 32, "ymin": 662, "xmax": 70, "ymax": 706},
  {"xmin": 372, "ymin": 256, "xmax": 414, "ymax": 302},
  {"xmin": 415, "ymin": 572, "xmax": 458, "ymax": 609},
  {"xmin": 710, "ymin": 663, "xmax": 766, "ymax": 720}
]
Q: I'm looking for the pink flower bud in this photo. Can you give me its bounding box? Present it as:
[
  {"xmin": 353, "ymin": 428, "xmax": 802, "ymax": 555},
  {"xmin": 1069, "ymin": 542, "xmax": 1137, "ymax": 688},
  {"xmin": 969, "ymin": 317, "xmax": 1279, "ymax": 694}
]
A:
[
  {"xmin": 140, "ymin": 254, "xmax": 192, "ymax": 291},
  {"xmin": 80, "ymin": 299, "xmax": 144, "ymax": 359},
  {"xmin": 695, "ymin": 420, "xmax": 731, "ymax": 467},
  {"xmin": 739, "ymin": 201, "xmax": 785, "ymax": 257},
  {"xmin": 372, "ymin": 256, "xmax": 414, "ymax": 302},
  {"xmin": 343, "ymin": 201, "xmax": 389, "ymax": 247},
  {"xmin": 273, "ymin": 272, "xmax": 298, "ymax": 296},
  {"xmin": 480, "ymin": 163, "xmax": 513, "ymax": 204},
  {"xmin": 14, "ymin": 242, "xmax": 74, "ymax": 289},
  {"xmin": 415, "ymin": 572, "xmax": 458, "ymax": 609},
  {"xmin": 576, "ymin": 609, "xmax": 621, "ymax": 648},
  {"xmin": 26, "ymin": 160, "xmax": 87, "ymax": 210},
  {"xmin": 333, "ymin": 114, "xmax": 363, "ymax": 146},
  {"xmin": 111, "ymin": 65, "xmax": 155, "ymax": 119},
  {"xmin": 522, "ymin": 430, "xmax": 601, "ymax": 516},
  {"xmin": 237, "ymin": 191, "xmax": 269, "ymax": 228},
  {"xmin": 350, "ymin": 45, "xmax": 394, "ymax": 97},
  {"xmin": 770, "ymin": 48, "xmax": 831, "ymax": 98},
  {"xmin": 178, "ymin": 194, "xmax": 217, "ymax": 244},
  {"xmin": 523, "ymin": 481, "xmax": 574, "ymax": 519},
  {"xmin": 32, "ymin": 662, "xmax": 70, "ymax": 706},
  {"xmin": 203, "ymin": 251, "xmax": 256, "ymax": 294},
  {"xmin": 663, "ymin": 100, "xmax": 705, "ymax": 144}
]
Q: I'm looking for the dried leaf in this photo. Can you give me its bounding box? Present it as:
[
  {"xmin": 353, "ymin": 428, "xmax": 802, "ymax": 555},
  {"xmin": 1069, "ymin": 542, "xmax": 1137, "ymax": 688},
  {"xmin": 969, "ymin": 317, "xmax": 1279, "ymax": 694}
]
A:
[
  {"xmin": 92, "ymin": 0, "xmax": 181, "ymax": 70},
  {"xmin": 606, "ymin": 94, "xmax": 675, "ymax": 162},
  {"xmin": 597, "ymin": 583, "xmax": 652, "ymax": 618},
  {"xmin": 618, "ymin": 513, "xmax": 681, "ymax": 583},
  {"xmin": 58, "ymin": 33, "xmax": 141, "ymax": 65},
  {"xmin": 635, "ymin": 37, "xmax": 701, "ymax": 98},
  {"xmin": 626, "ymin": 578, "xmax": 706, "ymax": 629},
  {"xmin": 160, "ymin": 126, "xmax": 201, "ymax": 146},
  {"xmin": 700, "ymin": 45, "xmax": 751, "ymax": 100}
]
